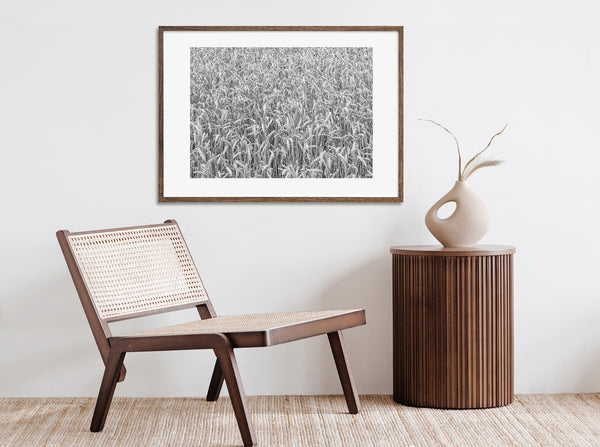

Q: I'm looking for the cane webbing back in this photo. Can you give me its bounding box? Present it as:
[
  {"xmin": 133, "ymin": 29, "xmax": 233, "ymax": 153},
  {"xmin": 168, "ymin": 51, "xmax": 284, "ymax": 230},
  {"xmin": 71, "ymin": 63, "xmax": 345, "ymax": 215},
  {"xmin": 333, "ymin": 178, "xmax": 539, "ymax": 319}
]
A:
[{"xmin": 66, "ymin": 223, "xmax": 208, "ymax": 320}]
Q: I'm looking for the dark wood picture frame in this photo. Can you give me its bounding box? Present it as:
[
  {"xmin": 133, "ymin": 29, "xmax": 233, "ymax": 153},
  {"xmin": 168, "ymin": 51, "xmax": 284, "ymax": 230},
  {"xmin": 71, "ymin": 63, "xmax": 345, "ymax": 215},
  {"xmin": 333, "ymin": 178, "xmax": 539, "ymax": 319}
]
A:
[{"xmin": 158, "ymin": 26, "xmax": 403, "ymax": 202}]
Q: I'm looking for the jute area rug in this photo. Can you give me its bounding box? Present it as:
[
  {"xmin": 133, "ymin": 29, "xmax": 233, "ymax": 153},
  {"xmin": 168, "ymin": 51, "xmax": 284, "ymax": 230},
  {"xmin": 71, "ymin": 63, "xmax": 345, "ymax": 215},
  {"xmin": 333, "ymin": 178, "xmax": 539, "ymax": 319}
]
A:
[{"xmin": 2, "ymin": 394, "xmax": 600, "ymax": 446}]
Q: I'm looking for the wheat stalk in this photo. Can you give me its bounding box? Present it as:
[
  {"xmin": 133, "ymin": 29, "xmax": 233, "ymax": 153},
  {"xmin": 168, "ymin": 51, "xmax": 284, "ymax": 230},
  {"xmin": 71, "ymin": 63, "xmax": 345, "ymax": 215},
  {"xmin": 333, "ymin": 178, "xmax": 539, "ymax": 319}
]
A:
[
  {"xmin": 462, "ymin": 123, "xmax": 507, "ymax": 179},
  {"xmin": 418, "ymin": 119, "xmax": 463, "ymax": 180},
  {"xmin": 462, "ymin": 159, "xmax": 504, "ymax": 180},
  {"xmin": 420, "ymin": 119, "xmax": 507, "ymax": 181}
]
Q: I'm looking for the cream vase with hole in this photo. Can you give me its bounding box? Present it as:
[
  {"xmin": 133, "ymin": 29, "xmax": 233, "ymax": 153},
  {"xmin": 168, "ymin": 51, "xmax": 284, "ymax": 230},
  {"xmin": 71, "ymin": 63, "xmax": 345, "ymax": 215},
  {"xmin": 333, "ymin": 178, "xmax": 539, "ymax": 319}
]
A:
[
  {"xmin": 419, "ymin": 119, "xmax": 507, "ymax": 248},
  {"xmin": 425, "ymin": 181, "xmax": 491, "ymax": 247}
]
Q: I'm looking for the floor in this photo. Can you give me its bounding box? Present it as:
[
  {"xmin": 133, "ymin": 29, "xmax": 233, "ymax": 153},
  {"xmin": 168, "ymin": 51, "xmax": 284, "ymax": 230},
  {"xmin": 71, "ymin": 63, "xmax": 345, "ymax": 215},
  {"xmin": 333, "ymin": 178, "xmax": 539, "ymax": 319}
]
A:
[{"xmin": 1, "ymin": 394, "xmax": 600, "ymax": 446}]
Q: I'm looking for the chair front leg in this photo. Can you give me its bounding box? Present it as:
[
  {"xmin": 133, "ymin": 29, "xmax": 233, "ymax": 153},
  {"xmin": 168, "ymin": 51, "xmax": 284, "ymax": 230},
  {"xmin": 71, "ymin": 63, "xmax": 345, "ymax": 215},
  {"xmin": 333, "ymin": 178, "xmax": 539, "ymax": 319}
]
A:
[
  {"xmin": 91, "ymin": 349, "xmax": 126, "ymax": 432},
  {"xmin": 216, "ymin": 344, "xmax": 256, "ymax": 447},
  {"xmin": 206, "ymin": 355, "xmax": 224, "ymax": 401},
  {"xmin": 328, "ymin": 331, "xmax": 361, "ymax": 414}
]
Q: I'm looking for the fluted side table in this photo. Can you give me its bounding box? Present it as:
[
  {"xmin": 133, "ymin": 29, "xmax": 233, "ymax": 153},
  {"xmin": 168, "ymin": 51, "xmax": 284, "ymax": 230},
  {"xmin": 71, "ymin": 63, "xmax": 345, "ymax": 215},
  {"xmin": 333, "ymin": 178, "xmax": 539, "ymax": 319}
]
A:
[{"xmin": 390, "ymin": 245, "xmax": 515, "ymax": 409}]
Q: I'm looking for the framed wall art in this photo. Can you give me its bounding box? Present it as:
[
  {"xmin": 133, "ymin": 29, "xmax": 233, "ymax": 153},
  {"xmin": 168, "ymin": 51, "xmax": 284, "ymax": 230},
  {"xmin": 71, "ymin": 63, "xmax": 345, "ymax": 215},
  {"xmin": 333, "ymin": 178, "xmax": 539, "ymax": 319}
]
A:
[{"xmin": 159, "ymin": 26, "xmax": 403, "ymax": 202}]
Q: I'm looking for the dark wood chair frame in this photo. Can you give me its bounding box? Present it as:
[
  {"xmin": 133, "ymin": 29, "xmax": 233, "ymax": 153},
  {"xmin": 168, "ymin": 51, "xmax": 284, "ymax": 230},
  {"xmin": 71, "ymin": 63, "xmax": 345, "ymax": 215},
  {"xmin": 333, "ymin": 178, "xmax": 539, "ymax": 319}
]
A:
[{"xmin": 57, "ymin": 220, "xmax": 365, "ymax": 447}]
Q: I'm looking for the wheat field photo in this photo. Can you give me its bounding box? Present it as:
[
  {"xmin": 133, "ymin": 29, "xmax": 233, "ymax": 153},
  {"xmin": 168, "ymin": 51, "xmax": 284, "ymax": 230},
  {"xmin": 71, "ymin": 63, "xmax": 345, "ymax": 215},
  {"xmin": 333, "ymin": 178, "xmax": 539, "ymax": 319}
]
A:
[{"xmin": 189, "ymin": 47, "xmax": 373, "ymax": 179}]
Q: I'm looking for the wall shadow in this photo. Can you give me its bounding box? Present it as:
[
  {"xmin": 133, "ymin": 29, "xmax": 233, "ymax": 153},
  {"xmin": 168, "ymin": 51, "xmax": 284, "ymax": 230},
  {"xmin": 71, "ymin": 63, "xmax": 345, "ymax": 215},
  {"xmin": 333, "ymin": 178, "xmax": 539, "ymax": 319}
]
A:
[{"xmin": 312, "ymin": 254, "xmax": 394, "ymax": 395}]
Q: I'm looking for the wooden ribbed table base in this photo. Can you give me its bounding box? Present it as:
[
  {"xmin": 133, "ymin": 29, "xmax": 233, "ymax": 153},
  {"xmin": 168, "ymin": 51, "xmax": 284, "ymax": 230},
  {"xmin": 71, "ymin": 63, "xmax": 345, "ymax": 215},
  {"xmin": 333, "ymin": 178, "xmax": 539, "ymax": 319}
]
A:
[{"xmin": 391, "ymin": 246, "xmax": 515, "ymax": 409}]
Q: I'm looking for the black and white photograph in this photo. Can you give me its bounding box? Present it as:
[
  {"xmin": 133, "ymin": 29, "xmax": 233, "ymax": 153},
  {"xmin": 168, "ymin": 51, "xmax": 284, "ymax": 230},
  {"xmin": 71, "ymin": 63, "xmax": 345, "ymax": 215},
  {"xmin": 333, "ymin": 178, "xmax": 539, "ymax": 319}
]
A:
[
  {"xmin": 189, "ymin": 47, "xmax": 373, "ymax": 179},
  {"xmin": 159, "ymin": 27, "xmax": 402, "ymax": 201}
]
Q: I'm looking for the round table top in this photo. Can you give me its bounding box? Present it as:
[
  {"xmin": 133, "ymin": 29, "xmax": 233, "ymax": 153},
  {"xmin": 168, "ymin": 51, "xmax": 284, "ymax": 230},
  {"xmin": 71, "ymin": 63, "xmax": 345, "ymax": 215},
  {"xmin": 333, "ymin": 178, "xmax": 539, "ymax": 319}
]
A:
[{"xmin": 390, "ymin": 245, "xmax": 515, "ymax": 257}]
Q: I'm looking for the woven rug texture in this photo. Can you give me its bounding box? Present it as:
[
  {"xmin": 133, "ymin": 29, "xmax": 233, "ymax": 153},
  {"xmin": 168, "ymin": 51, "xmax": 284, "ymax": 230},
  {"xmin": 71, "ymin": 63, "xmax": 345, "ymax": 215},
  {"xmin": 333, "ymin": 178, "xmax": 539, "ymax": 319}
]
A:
[{"xmin": 1, "ymin": 394, "xmax": 600, "ymax": 446}]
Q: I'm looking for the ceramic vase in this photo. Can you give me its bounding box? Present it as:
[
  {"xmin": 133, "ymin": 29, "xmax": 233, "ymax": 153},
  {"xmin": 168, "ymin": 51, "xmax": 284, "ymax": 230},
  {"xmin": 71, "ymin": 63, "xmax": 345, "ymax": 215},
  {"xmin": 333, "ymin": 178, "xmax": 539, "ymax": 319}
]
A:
[{"xmin": 425, "ymin": 181, "xmax": 491, "ymax": 247}]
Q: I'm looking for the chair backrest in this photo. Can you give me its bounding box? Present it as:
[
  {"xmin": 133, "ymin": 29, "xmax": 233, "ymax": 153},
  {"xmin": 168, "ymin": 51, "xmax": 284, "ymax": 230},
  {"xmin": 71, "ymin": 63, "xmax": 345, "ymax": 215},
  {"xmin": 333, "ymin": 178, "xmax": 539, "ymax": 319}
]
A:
[{"xmin": 57, "ymin": 220, "xmax": 210, "ymax": 326}]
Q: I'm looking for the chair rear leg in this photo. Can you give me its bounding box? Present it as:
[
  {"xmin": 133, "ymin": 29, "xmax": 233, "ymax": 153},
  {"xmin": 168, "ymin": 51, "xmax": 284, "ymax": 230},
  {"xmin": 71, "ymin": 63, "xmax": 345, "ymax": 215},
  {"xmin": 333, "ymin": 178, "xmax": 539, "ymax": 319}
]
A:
[
  {"xmin": 206, "ymin": 357, "xmax": 224, "ymax": 401},
  {"xmin": 328, "ymin": 331, "xmax": 361, "ymax": 414},
  {"xmin": 91, "ymin": 350, "xmax": 126, "ymax": 432},
  {"xmin": 216, "ymin": 346, "xmax": 256, "ymax": 447}
]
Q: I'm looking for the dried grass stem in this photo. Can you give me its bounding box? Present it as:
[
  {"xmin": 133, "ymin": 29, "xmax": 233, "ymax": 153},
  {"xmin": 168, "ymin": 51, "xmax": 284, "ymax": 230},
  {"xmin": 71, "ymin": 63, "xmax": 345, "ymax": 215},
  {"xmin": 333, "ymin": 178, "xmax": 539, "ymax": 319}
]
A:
[
  {"xmin": 418, "ymin": 118, "xmax": 462, "ymax": 180},
  {"xmin": 420, "ymin": 119, "xmax": 507, "ymax": 181}
]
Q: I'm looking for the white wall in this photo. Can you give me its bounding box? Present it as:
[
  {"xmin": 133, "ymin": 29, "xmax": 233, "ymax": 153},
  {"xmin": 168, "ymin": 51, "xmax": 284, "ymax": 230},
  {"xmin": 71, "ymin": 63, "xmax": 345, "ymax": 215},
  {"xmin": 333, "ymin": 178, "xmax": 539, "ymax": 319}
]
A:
[{"xmin": 1, "ymin": 0, "xmax": 599, "ymax": 397}]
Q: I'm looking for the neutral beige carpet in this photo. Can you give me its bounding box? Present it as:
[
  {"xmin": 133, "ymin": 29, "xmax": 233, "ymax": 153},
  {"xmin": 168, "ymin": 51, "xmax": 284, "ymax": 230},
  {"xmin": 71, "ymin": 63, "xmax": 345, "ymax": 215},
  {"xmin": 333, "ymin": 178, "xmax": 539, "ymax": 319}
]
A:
[{"xmin": 1, "ymin": 394, "xmax": 600, "ymax": 446}]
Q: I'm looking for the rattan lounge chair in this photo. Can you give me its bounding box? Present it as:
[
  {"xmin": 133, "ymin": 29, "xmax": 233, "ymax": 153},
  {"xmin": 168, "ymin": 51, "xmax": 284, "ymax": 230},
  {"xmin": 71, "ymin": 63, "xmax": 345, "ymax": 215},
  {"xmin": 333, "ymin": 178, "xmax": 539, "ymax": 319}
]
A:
[{"xmin": 56, "ymin": 220, "xmax": 366, "ymax": 447}]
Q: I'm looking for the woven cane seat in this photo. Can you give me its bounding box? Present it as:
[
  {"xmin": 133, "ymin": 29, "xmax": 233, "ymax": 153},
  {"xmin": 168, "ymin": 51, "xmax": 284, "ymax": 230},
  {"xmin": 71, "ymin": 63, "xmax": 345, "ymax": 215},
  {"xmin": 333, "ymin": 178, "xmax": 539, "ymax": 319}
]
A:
[{"xmin": 127, "ymin": 309, "xmax": 364, "ymax": 347}]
